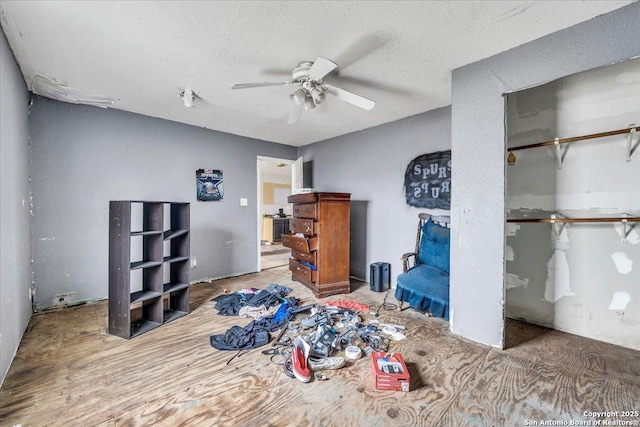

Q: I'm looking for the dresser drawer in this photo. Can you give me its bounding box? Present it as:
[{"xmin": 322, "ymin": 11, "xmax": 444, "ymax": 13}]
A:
[
  {"xmin": 289, "ymin": 258, "xmax": 317, "ymax": 284},
  {"xmin": 282, "ymin": 234, "xmax": 318, "ymax": 253},
  {"xmin": 293, "ymin": 203, "xmax": 318, "ymax": 219},
  {"xmin": 290, "ymin": 218, "xmax": 314, "ymax": 235},
  {"xmin": 291, "ymin": 249, "xmax": 316, "ymax": 265}
]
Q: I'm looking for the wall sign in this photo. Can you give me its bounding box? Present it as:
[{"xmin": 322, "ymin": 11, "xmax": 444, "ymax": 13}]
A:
[
  {"xmin": 196, "ymin": 169, "xmax": 223, "ymax": 201},
  {"xmin": 404, "ymin": 150, "xmax": 451, "ymax": 209}
]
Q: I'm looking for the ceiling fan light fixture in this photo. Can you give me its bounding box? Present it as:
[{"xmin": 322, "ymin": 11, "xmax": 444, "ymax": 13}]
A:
[
  {"xmin": 304, "ymin": 96, "xmax": 316, "ymax": 111},
  {"xmin": 310, "ymin": 87, "xmax": 325, "ymax": 104},
  {"xmin": 291, "ymin": 88, "xmax": 306, "ymax": 104}
]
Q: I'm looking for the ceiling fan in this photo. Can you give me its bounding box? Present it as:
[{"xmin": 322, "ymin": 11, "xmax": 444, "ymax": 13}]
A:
[{"xmin": 231, "ymin": 57, "xmax": 376, "ymax": 124}]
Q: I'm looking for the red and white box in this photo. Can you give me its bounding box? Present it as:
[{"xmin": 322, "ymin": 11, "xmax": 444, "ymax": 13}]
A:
[{"xmin": 370, "ymin": 351, "xmax": 410, "ymax": 392}]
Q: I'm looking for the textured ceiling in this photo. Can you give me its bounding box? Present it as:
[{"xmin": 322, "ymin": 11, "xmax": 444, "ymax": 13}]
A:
[{"xmin": 0, "ymin": 1, "xmax": 633, "ymax": 146}]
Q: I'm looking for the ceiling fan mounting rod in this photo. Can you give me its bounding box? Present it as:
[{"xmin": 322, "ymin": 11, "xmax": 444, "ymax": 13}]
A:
[{"xmin": 292, "ymin": 61, "xmax": 313, "ymax": 81}]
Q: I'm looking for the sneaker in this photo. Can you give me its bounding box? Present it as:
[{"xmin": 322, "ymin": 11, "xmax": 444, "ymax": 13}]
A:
[
  {"xmin": 291, "ymin": 337, "xmax": 311, "ymax": 383},
  {"xmin": 302, "ymin": 312, "xmax": 332, "ymax": 328},
  {"xmin": 308, "ymin": 356, "xmax": 345, "ymax": 371}
]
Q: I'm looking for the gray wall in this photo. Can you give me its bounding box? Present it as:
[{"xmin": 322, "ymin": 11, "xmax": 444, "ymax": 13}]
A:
[
  {"xmin": 298, "ymin": 107, "xmax": 451, "ymax": 283},
  {"xmin": 505, "ymin": 58, "xmax": 640, "ymax": 350},
  {"xmin": 28, "ymin": 97, "xmax": 296, "ymax": 309},
  {"xmin": 450, "ymin": 2, "xmax": 640, "ymax": 348},
  {"xmin": 0, "ymin": 29, "xmax": 32, "ymax": 385}
]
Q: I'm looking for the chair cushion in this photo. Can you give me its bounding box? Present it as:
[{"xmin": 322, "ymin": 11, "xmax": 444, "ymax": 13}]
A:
[
  {"xmin": 395, "ymin": 264, "xmax": 449, "ymax": 319},
  {"xmin": 417, "ymin": 219, "xmax": 450, "ymax": 273}
]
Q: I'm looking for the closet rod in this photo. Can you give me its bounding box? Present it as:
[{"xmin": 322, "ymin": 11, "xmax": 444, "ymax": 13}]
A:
[
  {"xmin": 507, "ymin": 217, "xmax": 640, "ymax": 223},
  {"xmin": 509, "ymin": 126, "xmax": 635, "ymax": 152}
]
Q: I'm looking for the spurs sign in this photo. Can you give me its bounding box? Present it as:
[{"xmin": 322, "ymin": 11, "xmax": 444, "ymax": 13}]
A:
[{"xmin": 404, "ymin": 150, "xmax": 451, "ymax": 209}]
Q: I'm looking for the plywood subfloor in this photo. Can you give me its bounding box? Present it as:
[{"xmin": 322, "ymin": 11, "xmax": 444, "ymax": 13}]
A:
[{"xmin": 1, "ymin": 266, "xmax": 639, "ymax": 426}]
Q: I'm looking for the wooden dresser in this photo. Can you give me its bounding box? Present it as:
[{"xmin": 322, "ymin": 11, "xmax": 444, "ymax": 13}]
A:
[{"xmin": 282, "ymin": 192, "xmax": 351, "ymax": 298}]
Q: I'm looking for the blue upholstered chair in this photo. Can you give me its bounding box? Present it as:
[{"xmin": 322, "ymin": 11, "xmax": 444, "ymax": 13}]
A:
[{"xmin": 395, "ymin": 213, "xmax": 451, "ymax": 320}]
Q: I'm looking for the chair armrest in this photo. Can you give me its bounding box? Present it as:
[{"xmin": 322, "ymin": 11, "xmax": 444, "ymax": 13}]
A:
[{"xmin": 401, "ymin": 252, "xmax": 417, "ymax": 272}]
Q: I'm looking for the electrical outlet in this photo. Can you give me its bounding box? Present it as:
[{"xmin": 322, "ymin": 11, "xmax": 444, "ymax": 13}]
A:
[{"xmin": 190, "ymin": 258, "xmax": 197, "ymax": 268}]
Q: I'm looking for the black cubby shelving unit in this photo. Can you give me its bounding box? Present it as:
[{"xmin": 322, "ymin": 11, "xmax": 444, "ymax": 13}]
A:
[{"xmin": 108, "ymin": 200, "xmax": 190, "ymax": 338}]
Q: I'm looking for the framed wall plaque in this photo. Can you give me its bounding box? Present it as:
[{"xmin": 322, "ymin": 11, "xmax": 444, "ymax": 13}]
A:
[{"xmin": 196, "ymin": 169, "xmax": 223, "ymax": 201}]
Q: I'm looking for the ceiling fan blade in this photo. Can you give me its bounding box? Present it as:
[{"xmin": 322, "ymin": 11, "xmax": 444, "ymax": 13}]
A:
[
  {"xmin": 231, "ymin": 81, "xmax": 292, "ymax": 89},
  {"xmin": 288, "ymin": 99, "xmax": 304, "ymax": 124},
  {"xmin": 324, "ymin": 84, "xmax": 376, "ymax": 110},
  {"xmin": 308, "ymin": 57, "xmax": 338, "ymax": 81}
]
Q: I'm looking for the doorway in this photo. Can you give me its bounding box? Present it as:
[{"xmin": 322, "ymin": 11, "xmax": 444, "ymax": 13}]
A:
[{"xmin": 257, "ymin": 156, "xmax": 294, "ymax": 271}]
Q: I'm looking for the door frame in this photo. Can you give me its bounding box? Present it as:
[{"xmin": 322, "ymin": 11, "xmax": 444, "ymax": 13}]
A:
[{"xmin": 256, "ymin": 156, "xmax": 295, "ymax": 271}]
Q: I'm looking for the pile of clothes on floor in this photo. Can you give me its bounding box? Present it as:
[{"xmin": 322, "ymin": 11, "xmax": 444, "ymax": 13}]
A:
[
  {"xmin": 209, "ymin": 284, "xmax": 298, "ymax": 353},
  {"xmin": 209, "ymin": 284, "xmax": 405, "ymax": 383}
]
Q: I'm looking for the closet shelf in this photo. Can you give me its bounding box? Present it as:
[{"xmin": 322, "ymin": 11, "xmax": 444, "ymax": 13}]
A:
[
  {"xmin": 507, "ymin": 215, "xmax": 639, "ymax": 243},
  {"xmin": 507, "ymin": 216, "xmax": 640, "ymax": 224},
  {"xmin": 507, "ymin": 124, "xmax": 637, "ymax": 167}
]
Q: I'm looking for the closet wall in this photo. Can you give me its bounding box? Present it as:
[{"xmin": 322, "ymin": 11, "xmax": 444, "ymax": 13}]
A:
[{"xmin": 505, "ymin": 58, "xmax": 640, "ymax": 350}]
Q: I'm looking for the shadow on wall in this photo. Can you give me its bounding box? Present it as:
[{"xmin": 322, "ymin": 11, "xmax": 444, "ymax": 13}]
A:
[{"xmin": 350, "ymin": 200, "xmax": 368, "ymax": 280}]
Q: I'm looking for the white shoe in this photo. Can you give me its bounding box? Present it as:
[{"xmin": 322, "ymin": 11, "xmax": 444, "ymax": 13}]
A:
[{"xmin": 308, "ymin": 356, "xmax": 345, "ymax": 371}]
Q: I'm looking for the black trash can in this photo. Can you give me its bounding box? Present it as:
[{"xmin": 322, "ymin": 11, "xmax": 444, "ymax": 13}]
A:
[{"xmin": 370, "ymin": 262, "xmax": 390, "ymax": 292}]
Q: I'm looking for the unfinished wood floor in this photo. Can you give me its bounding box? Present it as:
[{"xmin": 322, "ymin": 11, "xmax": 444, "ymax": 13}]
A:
[{"xmin": 1, "ymin": 266, "xmax": 639, "ymax": 427}]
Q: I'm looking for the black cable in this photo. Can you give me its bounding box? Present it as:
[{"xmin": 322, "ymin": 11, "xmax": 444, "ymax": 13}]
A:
[
  {"xmin": 381, "ymin": 290, "xmax": 398, "ymax": 311},
  {"xmin": 370, "ymin": 290, "xmax": 398, "ymax": 317},
  {"xmin": 226, "ymin": 349, "xmax": 248, "ymax": 365}
]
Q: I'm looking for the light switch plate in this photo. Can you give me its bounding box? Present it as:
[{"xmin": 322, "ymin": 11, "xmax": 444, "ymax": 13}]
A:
[{"xmin": 240, "ymin": 198, "xmax": 248, "ymax": 206}]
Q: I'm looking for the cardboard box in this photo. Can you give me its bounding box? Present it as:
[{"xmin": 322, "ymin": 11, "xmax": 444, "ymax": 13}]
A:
[{"xmin": 370, "ymin": 351, "xmax": 410, "ymax": 391}]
